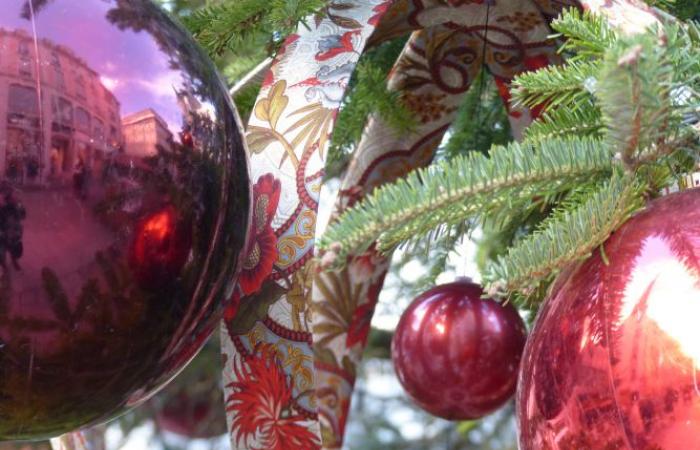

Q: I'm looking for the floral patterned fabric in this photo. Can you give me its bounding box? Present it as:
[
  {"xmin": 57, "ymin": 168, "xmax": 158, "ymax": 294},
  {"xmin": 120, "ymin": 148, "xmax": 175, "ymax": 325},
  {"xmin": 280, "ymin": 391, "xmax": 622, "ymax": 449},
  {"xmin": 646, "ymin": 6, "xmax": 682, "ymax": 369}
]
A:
[{"xmin": 220, "ymin": 2, "xmax": 393, "ymax": 449}]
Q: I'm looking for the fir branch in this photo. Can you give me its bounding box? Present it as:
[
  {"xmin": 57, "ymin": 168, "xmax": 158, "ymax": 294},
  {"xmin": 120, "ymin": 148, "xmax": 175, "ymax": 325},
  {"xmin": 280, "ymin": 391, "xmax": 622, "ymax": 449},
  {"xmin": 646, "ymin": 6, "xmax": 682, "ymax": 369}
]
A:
[
  {"xmin": 484, "ymin": 174, "xmax": 646, "ymax": 301},
  {"xmin": 184, "ymin": 0, "xmax": 269, "ymax": 55},
  {"xmin": 334, "ymin": 60, "xmax": 417, "ymax": 150},
  {"xmin": 524, "ymin": 102, "xmax": 603, "ymax": 141},
  {"xmin": 319, "ymin": 137, "xmax": 615, "ymax": 265},
  {"xmin": 666, "ymin": 22, "xmax": 700, "ymax": 110},
  {"xmin": 184, "ymin": 0, "xmax": 324, "ymax": 56},
  {"xmin": 511, "ymin": 59, "xmax": 599, "ymax": 110},
  {"xmin": 326, "ymin": 48, "xmax": 417, "ymax": 178},
  {"xmin": 440, "ymin": 69, "xmax": 511, "ymax": 159},
  {"xmin": 596, "ymin": 31, "xmax": 674, "ymax": 169},
  {"xmin": 552, "ymin": 8, "xmax": 618, "ymax": 60}
]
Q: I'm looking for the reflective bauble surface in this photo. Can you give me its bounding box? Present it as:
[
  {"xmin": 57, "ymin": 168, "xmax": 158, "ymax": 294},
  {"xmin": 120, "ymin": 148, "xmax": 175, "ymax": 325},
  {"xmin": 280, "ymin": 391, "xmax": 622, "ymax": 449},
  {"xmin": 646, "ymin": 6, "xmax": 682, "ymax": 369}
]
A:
[
  {"xmin": 0, "ymin": 0, "xmax": 250, "ymax": 440},
  {"xmin": 392, "ymin": 279, "xmax": 527, "ymax": 420},
  {"xmin": 517, "ymin": 188, "xmax": 700, "ymax": 449}
]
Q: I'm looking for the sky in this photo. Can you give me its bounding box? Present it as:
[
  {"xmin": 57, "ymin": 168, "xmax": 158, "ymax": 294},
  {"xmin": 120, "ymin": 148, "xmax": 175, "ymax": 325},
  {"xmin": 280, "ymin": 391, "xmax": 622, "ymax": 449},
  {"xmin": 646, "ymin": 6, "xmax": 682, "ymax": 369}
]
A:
[{"xmin": 3, "ymin": 0, "xmax": 189, "ymax": 135}]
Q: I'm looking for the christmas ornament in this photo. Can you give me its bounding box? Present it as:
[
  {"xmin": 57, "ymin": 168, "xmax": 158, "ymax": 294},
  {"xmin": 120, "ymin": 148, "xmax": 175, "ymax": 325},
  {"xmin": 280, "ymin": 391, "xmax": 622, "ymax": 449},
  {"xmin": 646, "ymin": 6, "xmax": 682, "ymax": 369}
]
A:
[
  {"xmin": 0, "ymin": 0, "xmax": 249, "ymax": 440},
  {"xmin": 156, "ymin": 391, "xmax": 226, "ymax": 439},
  {"xmin": 392, "ymin": 279, "xmax": 527, "ymax": 420},
  {"xmin": 153, "ymin": 336, "xmax": 226, "ymax": 439},
  {"xmin": 517, "ymin": 188, "xmax": 700, "ymax": 449}
]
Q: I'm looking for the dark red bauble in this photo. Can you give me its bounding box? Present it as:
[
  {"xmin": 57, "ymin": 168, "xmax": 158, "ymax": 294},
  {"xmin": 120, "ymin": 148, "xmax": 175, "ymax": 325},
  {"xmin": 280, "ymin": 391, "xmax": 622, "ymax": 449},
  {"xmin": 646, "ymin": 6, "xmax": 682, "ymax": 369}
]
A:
[
  {"xmin": 517, "ymin": 188, "xmax": 700, "ymax": 450},
  {"xmin": 392, "ymin": 279, "xmax": 527, "ymax": 420},
  {"xmin": 0, "ymin": 0, "xmax": 250, "ymax": 440},
  {"xmin": 156, "ymin": 393, "xmax": 224, "ymax": 439},
  {"xmin": 153, "ymin": 337, "xmax": 226, "ymax": 439}
]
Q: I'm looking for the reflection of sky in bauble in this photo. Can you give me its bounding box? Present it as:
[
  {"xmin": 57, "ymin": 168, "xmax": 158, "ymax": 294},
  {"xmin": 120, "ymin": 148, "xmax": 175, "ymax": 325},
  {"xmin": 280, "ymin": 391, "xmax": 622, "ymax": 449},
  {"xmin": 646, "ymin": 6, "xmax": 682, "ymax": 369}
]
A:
[
  {"xmin": 5, "ymin": 0, "xmax": 186, "ymax": 135},
  {"xmin": 619, "ymin": 234, "xmax": 700, "ymax": 367}
]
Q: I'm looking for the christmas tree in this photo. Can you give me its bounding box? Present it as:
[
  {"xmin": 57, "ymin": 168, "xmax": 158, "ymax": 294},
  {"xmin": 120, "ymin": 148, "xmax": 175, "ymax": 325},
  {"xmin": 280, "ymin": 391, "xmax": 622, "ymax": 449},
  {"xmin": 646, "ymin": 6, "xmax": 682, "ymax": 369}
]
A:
[{"xmin": 14, "ymin": 0, "xmax": 700, "ymax": 448}]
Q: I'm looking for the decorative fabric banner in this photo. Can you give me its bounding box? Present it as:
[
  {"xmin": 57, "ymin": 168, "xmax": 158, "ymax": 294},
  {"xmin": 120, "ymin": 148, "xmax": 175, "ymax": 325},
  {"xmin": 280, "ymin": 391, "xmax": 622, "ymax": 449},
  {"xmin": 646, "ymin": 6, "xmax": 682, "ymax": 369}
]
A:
[
  {"xmin": 220, "ymin": 2, "xmax": 392, "ymax": 449},
  {"xmin": 583, "ymin": 0, "xmax": 660, "ymax": 34},
  {"xmin": 311, "ymin": 27, "xmax": 476, "ymax": 448}
]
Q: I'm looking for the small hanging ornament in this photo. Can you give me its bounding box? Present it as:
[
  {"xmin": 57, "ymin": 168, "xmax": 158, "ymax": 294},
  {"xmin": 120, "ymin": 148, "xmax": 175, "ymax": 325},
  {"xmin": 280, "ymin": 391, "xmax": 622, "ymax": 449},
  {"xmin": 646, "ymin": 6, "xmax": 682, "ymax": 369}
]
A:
[
  {"xmin": 153, "ymin": 337, "xmax": 226, "ymax": 439},
  {"xmin": 517, "ymin": 188, "xmax": 700, "ymax": 449},
  {"xmin": 392, "ymin": 278, "xmax": 527, "ymax": 420}
]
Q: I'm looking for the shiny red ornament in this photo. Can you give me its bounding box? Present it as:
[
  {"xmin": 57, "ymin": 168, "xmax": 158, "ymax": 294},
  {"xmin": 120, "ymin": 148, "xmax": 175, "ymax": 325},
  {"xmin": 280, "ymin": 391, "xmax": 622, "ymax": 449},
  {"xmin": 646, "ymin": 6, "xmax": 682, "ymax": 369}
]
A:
[
  {"xmin": 156, "ymin": 392, "xmax": 226, "ymax": 439},
  {"xmin": 153, "ymin": 338, "xmax": 226, "ymax": 439},
  {"xmin": 517, "ymin": 188, "xmax": 700, "ymax": 450},
  {"xmin": 392, "ymin": 279, "xmax": 527, "ymax": 420},
  {"xmin": 0, "ymin": 0, "xmax": 250, "ymax": 440}
]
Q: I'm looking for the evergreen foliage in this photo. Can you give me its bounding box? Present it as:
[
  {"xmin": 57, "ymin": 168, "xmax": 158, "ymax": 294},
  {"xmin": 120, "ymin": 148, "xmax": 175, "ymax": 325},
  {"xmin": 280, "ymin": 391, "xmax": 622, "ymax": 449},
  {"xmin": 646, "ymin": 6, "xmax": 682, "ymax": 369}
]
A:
[
  {"xmin": 439, "ymin": 69, "xmax": 512, "ymax": 159},
  {"xmin": 183, "ymin": 0, "xmax": 325, "ymax": 56},
  {"xmin": 326, "ymin": 36, "xmax": 415, "ymax": 179},
  {"xmin": 326, "ymin": 58, "xmax": 417, "ymax": 178},
  {"xmin": 485, "ymin": 173, "xmax": 646, "ymax": 299},
  {"xmin": 319, "ymin": 9, "xmax": 700, "ymax": 306}
]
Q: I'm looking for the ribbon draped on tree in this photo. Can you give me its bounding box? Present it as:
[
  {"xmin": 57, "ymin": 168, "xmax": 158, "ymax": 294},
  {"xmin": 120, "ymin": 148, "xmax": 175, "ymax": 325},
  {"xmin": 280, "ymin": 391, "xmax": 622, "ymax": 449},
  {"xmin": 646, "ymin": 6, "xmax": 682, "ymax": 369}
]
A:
[{"xmin": 52, "ymin": 0, "xmax": 663, "ymax": 449}]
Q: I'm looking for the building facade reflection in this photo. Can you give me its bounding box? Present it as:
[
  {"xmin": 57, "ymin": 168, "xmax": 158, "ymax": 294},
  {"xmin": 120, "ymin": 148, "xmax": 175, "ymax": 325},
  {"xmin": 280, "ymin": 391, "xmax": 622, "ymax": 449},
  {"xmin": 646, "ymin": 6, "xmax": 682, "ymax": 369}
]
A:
[
  {"xmin": 0, "ymin": 0, "xmax": 250, "ymax": 439},
  {"xmin": 0, "ymin": 28, "xmax": 125, "ymax": 184},
  {"xmin": 122, "ymin": 108, "xmax": 172, "ymax": 158}
]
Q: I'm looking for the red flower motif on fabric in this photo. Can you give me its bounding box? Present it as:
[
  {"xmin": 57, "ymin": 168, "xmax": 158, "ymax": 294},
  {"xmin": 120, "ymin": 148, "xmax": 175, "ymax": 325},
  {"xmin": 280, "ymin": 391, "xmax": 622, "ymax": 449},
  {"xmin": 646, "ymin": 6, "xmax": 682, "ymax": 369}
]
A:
[
  {"xmin": 316, "ymin": 30, "xmax": 361, "ymax": 61},
  {"xmin": 263, "ymin": 35, "xmax": 301, "ymax": 89},
  {"xmin": 336, "ymin": 398, "xmax": 351, "ymax": 440},
  {"xmin": 239, "ymin": 174, "xmax": 281, "ymax": 296},
  {"xmin": 368, "ymin": 1, "xmax": 392, "ymax": 26},
  {"xmin": 352, "ymin": 245, "xmax": 384, "ymax": 279},
  {"xmin": 226, "ymin": 344, "xmax": 320, "ymax": 450},
  {"xmin": 346, "ymin": 302, "xmax": 376, "ymax": 348},
  {"xmin": 224, "ymin": 290, "xmax": 242, "ymax": 322},
  {"xmin": 346, "ymin": 272, "xmax": 386, "ymax": 348}
]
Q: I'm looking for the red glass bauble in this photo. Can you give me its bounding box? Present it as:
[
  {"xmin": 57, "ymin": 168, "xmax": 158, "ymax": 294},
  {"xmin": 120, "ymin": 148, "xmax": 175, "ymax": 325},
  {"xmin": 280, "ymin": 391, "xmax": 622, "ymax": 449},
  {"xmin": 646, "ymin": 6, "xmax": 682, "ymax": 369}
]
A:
[
  {"xmin": 517, "ymin": 188, "xmax": 700, "ymax": 449},
  {"xmin": 392, "ymin": 279, "xmax": 527, "ymax": 420},
  {"xmin": 153, "ymin": 337, "xmax": 226, "ymax": 439},
  {"xmin": 0, "ymin": 0, "xmax": 250, "ymax": 440},
  {"xmin": 156, "ymin": 392, "xmax": 225, "ymax": 439}
]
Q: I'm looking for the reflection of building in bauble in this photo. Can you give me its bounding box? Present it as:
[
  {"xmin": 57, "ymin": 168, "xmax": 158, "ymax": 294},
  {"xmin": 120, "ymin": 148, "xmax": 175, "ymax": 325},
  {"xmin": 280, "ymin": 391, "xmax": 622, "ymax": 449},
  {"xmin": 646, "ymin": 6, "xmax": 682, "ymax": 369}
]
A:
[
  {"xmin": 122, "ymin": 108, "xmax": 173, "ymax": 158},
  {"xmin": 0, "ymin": 28, "xmax": 123, "ymax": 184}
]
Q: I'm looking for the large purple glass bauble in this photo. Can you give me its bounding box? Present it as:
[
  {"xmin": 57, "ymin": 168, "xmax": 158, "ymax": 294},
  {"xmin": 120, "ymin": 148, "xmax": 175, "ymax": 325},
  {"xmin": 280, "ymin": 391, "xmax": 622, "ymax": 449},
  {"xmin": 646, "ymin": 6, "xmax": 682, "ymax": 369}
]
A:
[
  {"xmin": 0, "ymin": 0, "xmax": 250, "ymax": 440},
  {"xmin": 517, "ymin": 188, "xmax": 700, "ymax": 449},
  {"xmin": 392, "ymin": 279, "xmax": 527, "ymax": 420}
]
